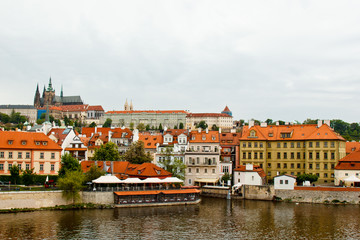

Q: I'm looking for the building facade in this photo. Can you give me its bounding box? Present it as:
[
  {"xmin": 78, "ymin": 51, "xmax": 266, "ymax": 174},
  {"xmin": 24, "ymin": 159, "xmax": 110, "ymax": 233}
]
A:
[
  {"xmin": 239, "ymin": 121, "xmax": 346, "ymax": 184},
  {"xmin": 0, "ymin": 105, "xmax": 37, "ymax": 123},
  {"xmin": 185, "ymin": 107, "xmax": 233, "ymax": 130},
  {"xmin": 0, "ymin": 131, "xmax": 62, "ymax": 175}
]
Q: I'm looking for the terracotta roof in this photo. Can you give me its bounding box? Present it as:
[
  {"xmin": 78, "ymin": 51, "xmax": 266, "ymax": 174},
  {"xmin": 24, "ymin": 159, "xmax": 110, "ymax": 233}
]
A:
[
  {"xmin": 164, "ymin": 129, "xmax": 188, "ymax": 136},
  {"xmin": 0, "ymin": 131, "xmax": 62, "ymax": 151},
  {"xmin": 111, "ymin": 129, "xmax": 133, "ymax": 139},
  {"xmin": 187, "ymin": 113, "xmax": 232, "ymax": 118},
  {"xmin": 139, "ymin": 133, "xmax": 163, "ymax": 149},
  {"xmin": 87, "ymin": 105, "xmax": 104, "ymax": 111},
  {"xmin": 346, "ymin": 142, "xmax": 360, "ymax": 154},
  {"xmin": 81, "ymin": 127, "xmax": 132, "ymax": 138},
  {"xmin": 47, "ymin": 128, "xmax": 78, "ymax": 146},
  {"xmin": 223, "ymin": 106, "xmax": 230, "ymax": 112},
  {"xmin": 81, "ymin": 161, "xmax": 172, "ymax": 178},
  {"xmin": 189, "ymin": 130, "xmax": 219, "ymax": 143},
  {"xmin": 106, "ymin": 110, "xmax": 188, "ymax": 114},
  {"xmin": 79, "ymin": 137, "xmax": 90, "ymax": 146},
  {"xmin": 240, "ymin": 124, "xmax": 345, "ymax": 141},
  {"xmin": 59, "ymin": 104, "xmax": 89, "ymax": 112},
  {"xmin": 335, "ymin": 151, "xmax": 360, "ymax": 170},
  {"xmin": 220, "ymin": 132, "xmax": 241, "ymax": 146},
  {"xmin": 233, "ymin": 165, "xmax": 266, "ymax": 178}
]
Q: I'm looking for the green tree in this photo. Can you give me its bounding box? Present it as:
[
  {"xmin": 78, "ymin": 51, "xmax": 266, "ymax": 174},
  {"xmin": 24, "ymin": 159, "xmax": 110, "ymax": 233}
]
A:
[
  {"xmin": 157, "ymin": 146, "xmax": 186, "ymax": 180},
  {"xmin": 265, "ymin": 119, "xmax": 273, "ymax": 125},
  {"xmin": 103, "ymin": 118, "xmax": 112, "ymax": 128},
  {"xmin": 303, "ymin": 118, "xmax": 318, "ymax": 124},
  {"xmin": 221, "ymin": 173, "xmax": 232, "ymax": 184},
  {"xmin": 89, "ymin": 122, "xmax": 97, "ymax": 128},
  {"xmin": 137, "ymin": 123, "xmax": 146, "ymax": 131},
  {"xmin": 211, "ymin": 124, "xmax": 219, "ymax": 131},
  {"xmin": 58, "ymin": 153, "xmax": 81, "ymax": 177},
  {"xmin": 0, "ymin": 113, "xmax": 10, "ymax": 123},
  {"xmin": 296, "ymin": 173, "xmax": 319, "ymax": 185},
  {"xmin": 145, "ymin": 124, "xmax": 150, "ymax": 131},
  {"xmin": 84, "ymin": 164, "xmax": 106, "ymax": 183},
  {"xmin": 129, "ymin": 122, "xmax": 135, "ymax": 131},
  {"xmin": 10, "ymin": 164, "xmax": 20, "ymax": 184},
  {"xmin": 124, "ymin": 141, "xmax": 153, "ymax": 164},
  {"xmin": 93, "ymin": 142, "xmax": 120, "ymax": 161},
  {"xmin": 179, "ymin": 122, "xmax": 184, "ymax": 129},
  {"xmin": 159, "ymin": 123, "xmax": 163, "ymax": 131},
  {"xmin": 195, "ymin": 121, "xmax": 208, "ymax": 130},
  {"xmin": 64, "ymin": 116, "xmax": 71, "ymax": 126},
  {"xmin": 21, "ymin": 168, "xmax": 36, "ymax": 186},
  {"xmin": 174, "ymin": 125, "xmax": 178, "ymax": 129},
  {"xmin": 57, "ymin": 170, "xmax": 85, "ymax": 204}
]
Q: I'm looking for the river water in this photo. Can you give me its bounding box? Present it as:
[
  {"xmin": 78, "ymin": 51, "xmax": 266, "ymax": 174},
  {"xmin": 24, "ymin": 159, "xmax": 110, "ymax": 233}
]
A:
[{"xmin": 0, "ymin": 197, "xmax": 359, "ymax": 240}]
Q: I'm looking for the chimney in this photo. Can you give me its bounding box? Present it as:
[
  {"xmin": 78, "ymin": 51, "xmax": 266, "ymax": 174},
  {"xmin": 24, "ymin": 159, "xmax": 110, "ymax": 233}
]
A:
[
  {"xmin": 198, "ymin": 128, "xmax": 201, "ymax": 133},
  {"xmin": 219, "ymin": 128, "xmax": 222, "ymax": 133},
  {"xmin": 110, "ymin": 161, "xmax": 114, "ymax": 174},
  {"xmin": 260, "ymin": 122, "xmax": 267, "ymax": 128},
  {"xmin": 95, "ymin": 126, "xmax": 97, "ymax": 133},
  {"xmin": 324, "ymin": 120, "xmax": 331, "ymax": 127},
  {"xmin": 206, "ymin": 128, "xmax": 208, "ymax": 134},
  {"xmin": 317, "ymin": 120, "xmax": 323, "ymax": 128},
  {"xmin": 276, "ymin": 121, "xmax": 279, "ymax": 126},
  {"xmin": 245, "ymin": 164, "xmax": 253, "ymax": 171},
  {"xmin": 108, "ymin": 131, "xmax": 112, "ymax": 142},
  {"xmin": 249, "ymin": 120, "xmax": 255, "ymax": 128}
]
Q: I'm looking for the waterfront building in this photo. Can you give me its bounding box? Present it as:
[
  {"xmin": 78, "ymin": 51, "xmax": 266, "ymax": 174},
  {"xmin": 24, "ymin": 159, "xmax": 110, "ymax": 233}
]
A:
[
  {"xmin": 184, "ymin": 129, "xmax": 223, "ymax": 186},
  {"xmin": 334, "ymin": 150, "xmax": 360, "ymax": 186},
  {"xmin": 33, "ymin": 78, "xmax": 83, "ymax": 108},
  {"xmin": 0, "ymin": 131, "xmax": 62, "ymax": 175},
  {"xmin": 233, "ymin": 164, "xmax": 266, "ymax": 186},
  {"xmin": 220, "ymin": 131, "xmax": 241, "ymax": 179},
  {"xmin": 239, "ymin": 120, "xmax": 346, "ymax": 184},
  {"xmin": 185, "ymin": 106, "xmax": 233, "ymax": 130},
  {"xmin": 0, "ymin": 105, "xmax": 37, "ymax": 123},
  {"xmin": 274, "ymin": 174, "xmax": 297, "ymax": 190}
]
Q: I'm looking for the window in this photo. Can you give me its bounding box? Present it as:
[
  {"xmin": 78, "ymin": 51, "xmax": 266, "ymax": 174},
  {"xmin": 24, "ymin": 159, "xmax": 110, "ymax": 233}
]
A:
[
  {"xmin": 309, "ymin": 142, "xmax": 313, "ymax": 148},
  {"xmin": 331, "ymin": 164, "xmax": 334, "ymax": 169},
  {"xmin": 212, "ymin": 169, "xmax": 215, "ymax": 173},
  {"xmin": 243, "ymin": 152, "xmax": 246, "ymax": 159},
  {"xmin": 331, "ymin": 152, "xmax": 335, "ymax": 160},
  {"xmin": 260, "ymin": 143, "xmax": 263, "ymax": 148},
  {"xmin": 345, "ymin": 173, "xmax": 348, "ymax": 176},
  {"xmin": 188, "ymin": 168, "xmax": 191, "ymax": 173},
  {"xmin": 280, "ymin": 180, "xmax": 283, "ymax": 184},
  {"xmin": 8, "ymin": 163, "xmax": 12, "ymax": 169},
  {"xmin": 26, "ymin": 164, "xmax": 30, "ymax": 170},
  {"xmin": 291, "ymin": 152, "xmax": 294, "ymax": 159},
  {"xmin": 297, "ymin": 142, "xmax": 301, "ymax": 148},
  {"xmin": 18, "ymin": 164, "xmax": 21, "ymax": 170},
  {"xmin": 8, "ymin": 140, "xmax": 13, "ymax": 145},
  {"xmin": 248, "ymin": 152, "xmax": 252, "ymax": 159},
  {"xmin": 316, "ymin": 152, "xmax": 320, "ymax": 160},
  {"xmin": 8, "ymin": 152, "xmax": 13, "ymax": 159},
  {"xmin": 324, "ymin": 142, "xmax": 328, "ymax": 148},
  {"xmin": 285, "ymin": 180, "xmax": 289, "ymax": 184},
  {"xmin": 254, "ymin": 142, "xmax": 258, "ymax": 148},
  {"xmin": 324, "ymin": 152, "xmax": 328, "ymax": 160},
  {"xmin": 268, "ymin": 163, "xmax": 271, "ymax": 168},
  {"xmin": 291, "ymin": 142, "xmax": 294, "ymax": 148},
  {"xmin": 18, "ymin": 152, "xmax": 22, "ymax": 159},
  {"xmin": 251, "ymin": 176, "xmax": 254, "ymax": 181},
  {"xmin": 309, "ymin": 163, "xmax": 313, "ymax": 169},
  {"xmin": 277, "ymin": 163, "xmax": 281, "ymax": 168},
  {"xmin": 0, "ymin": 152, "xmax": 4, "ymax": 158},
  {"xmin": 223, "ymin": 166, "xmax": 229, "ymax": 173},
  {"xmin": 283, "ymin": 152, "xmax": 287, "ymax": 159},
  {"xmin": 291, "ymin": 163, "xmax": 294, "ymax": 169},
  {"xmin": 267, "ymin": 143, "xmax": 271, "ymax": 148},
  {"xmin": 0, "ymin": 164, "xmax": 3, "ymax": 170},
  {"xmin": 316, "ymin": 164, "xmax": 320, "ymax": 169},
  {"xmin": 324, "ymin": 173, "xmax": 328, "ymax": 178},
  {"xmin": 283, "ymin": 163, "xmax": 287, "ymax": 169},
  {"xmin": 277, "ymin": 152, "xmax": 281, "ymax": 159},
  {"xmin": 254, "ymin": 152, "xmax": 258, "ymax": 159},
  {"xmin": 196, "ymin": 157, "xmax": 200, "ymax": 164},
  {"xmin": 268, "ymin": 152, "xmax": 271, "ymax": 159},
  {"xmin": 189, "ymin": 179, "xmax": 192, "ymax": 185},
  {"xmin": 196, "ymin": 168, "xmax": 199, "ymax": 173},
  {"xmin": 297, "ymin": 163, "xmax": 301, "ymax": 169},
  {"xmin": 248, "ymin": 142, "xmax": 252, "ymax": 148},
  {"xmin": 316, "ymin": 142, "xmax": 320, "ymax": 148},
  {"xmin": 297, "ymin": 152, "xmax": 301, "ymax": 159},
  {"xmin": 21, "ymin": 140, "xmax": 27, "ymax": 145},
  {"xmin": 204, "ymin": 168, "xmax": 207, "ymax": 173},
  {"xmin": 40, "ymin": 153, "xmax": 44, "ymax": 159},
  {"xmin": 35, "ymin": 141, "xmax": 40, "ymax": 145},
  {"xmin": 283, "ymin": 143, "xmax": 287, "ymax": 148},
  {"xmin": 260, "ymin": 152, "xmax": 263, "ymax": 159},
  {"xmin": 324, "ymin": 164, "xmax": 328, "ymax": 169},
  {"xmin": 243, "ymin": 143, "xmax": 246, "ymax": 147},
  {"xmin": 309, "ymin": 152, "xmax": 313, "ymax": 159},
  {"xmin": 277, "ymin": 143, "xmax": 281, "ymax": 148},
  {"xmin": 331, "ymin": 142, "xmax": 335, "ymax": 148}
]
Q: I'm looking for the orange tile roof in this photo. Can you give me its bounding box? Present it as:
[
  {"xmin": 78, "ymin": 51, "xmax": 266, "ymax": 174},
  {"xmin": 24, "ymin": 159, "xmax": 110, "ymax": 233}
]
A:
[
  {"xmin": 223, "ymin": 106, "xmax": 230, "ymax": 112},
  {"xmin": 126, "ymin": 162, "xmax": 172, "ymax": 178},
  {"xmin": 0, "ymin": 131, "xmax": 62, "ymax": 151},
  {"xmin": 111, "ymin": 129, "xmax": 133, "ymax": 139},
  {"xmin": 240, "ymin": 124, "xmax": 345, "ymax": 141},
  {"xmin": 47, "ymin": 128, "xmax": 78, "ymax": 146},
  {"xmin": 335, "ymin": 151, "xmax": 360, "ymax": 170},
  {"xmin": 87, "ymin": 105, "xmax": 104, "ymax": 111},
  {"xmin": 81, "ymin": 127, "xmax": 132, "ymax": 138},
  {"xmin": 189, "ymin": 130, "xmax": 220, "ymax": 143},
  {"xmin": 139, "ymin": 133, "xmax": 163, "ymax": 149},
  {"xmin": 187, "ymin": 113, "xmax": 232, "ymax": 118},
  {"xmin": 59, "ymin": 104, "xmax": 89, "ymax": 112},
  {"xmin": 233, "ymin": 165, "xmax": 266, "ymax": 178},
  {"xmin": 106, "ymin": 110, "xmax": 188, "ymax": 114},
  {"xmin": 79, "ymin": 137, "xmax": 90, "ymax": 146},
  {"xmin": 346, "ymin": 142, "xmax": 360, "ymax": 154},
  {"xmin": 220, "ymin": 132, "xmax": 241, "ymax": 146}
]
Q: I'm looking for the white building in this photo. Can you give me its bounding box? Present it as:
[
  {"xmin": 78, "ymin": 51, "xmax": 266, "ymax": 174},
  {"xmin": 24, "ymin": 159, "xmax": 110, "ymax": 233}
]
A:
[
  {"xmin": 233, "ymin": 164, "xmax": 266, "ymax": 186},
  {"xmin": 274, "ymin": 175, "xmax": 297, "ymax": 190}
]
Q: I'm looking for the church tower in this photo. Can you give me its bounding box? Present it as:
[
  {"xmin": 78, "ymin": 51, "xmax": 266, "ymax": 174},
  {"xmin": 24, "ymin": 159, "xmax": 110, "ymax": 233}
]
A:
[
  {"xmin": 124, "ymin": 99, "xmax": 129, "ymax": 111},
  {"xmin": 130, "ymin": 100, "xmax": 133, "ymax": 111},
  {"xmin": 43, "ymin": 77, "xmax": 55, "ymax": 107},
  {"xmin": 34, "ymin": 84, "xmax": 41, "ymax": 108}
]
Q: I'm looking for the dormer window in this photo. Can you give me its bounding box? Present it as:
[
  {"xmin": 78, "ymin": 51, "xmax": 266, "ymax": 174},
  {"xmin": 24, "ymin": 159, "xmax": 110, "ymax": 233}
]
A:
[
  {"xmin": 35, "ymin": 141, "xmax": 40, "ymax": 145},
  {"xmin": 212, "ymin": 136, "xmax": 216, "ymax": 141},
  {"xmin": 43, "ymin": 141, "xmax": 48, "ymax": 146},
  {"xmin": 138, "ymin": 170, "xmax": 141, "ymax": 174},
  {"xmin": 21, "ymin": 140, "xmax": 27, "ymax": 145},
  {"xmin": 8, "ymin": 140, "xmax": 13, "ymax": 145},
  {"xmin": 156, "ymin": 170, "xmax": 161, "ymax": 175},
  {"xmin": 191, "ymin": 136, "xmax": 195, "ymax": 140},
  {"xmin": 202, "ymin": 135, "xmax": 206, "ymax": 141}
]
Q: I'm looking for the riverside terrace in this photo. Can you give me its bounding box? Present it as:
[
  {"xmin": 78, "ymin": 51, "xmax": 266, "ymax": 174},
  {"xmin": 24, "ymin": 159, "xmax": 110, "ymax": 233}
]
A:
[{"xmin": 89, "ymin": 175, "xmax": 201, "ymax": 207}]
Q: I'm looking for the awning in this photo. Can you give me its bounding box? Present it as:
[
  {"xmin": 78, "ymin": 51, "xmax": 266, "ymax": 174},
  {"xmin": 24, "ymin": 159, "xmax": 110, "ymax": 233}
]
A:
[
  {"xmin": 92, "ymin": 175, "xmax": 123, "ymax": 184},
  {"xmin": 122, "ymin": 178, "xmax": 145, "ymax": 184},
  {"xmin": 194, "ymin": 178, "xmax": 219, "ymax": 183},
  {"xmin": 343, "ymin": 175, "xmax": 360, "ymax": 182},
  {"xmin": 141, "ymin": 178, "xmax": 163, "ymax": 184},
  {"xmin": 160, "ymin": 177, "xmax": 184, "ymax": 183}
]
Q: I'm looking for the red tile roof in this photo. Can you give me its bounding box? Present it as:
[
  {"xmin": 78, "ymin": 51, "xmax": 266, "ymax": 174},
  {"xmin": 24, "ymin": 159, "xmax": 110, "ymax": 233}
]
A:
[
  {"xmin": 346, "ymin": 142, "xmax": 360, "ymax": 154},
  {"xmin": 0, "ymin": 131, "xmax": 62, "ymax": 151},
  {"xmin": 240, "ymin": 124, "xmax": 345, "ymax": 141},
  {"xmin": 220, "ymin": 132, "xmax": 241, "ymax": 146},
  {"xmin": 233, "ymin": 165, "xmax": 266, "ymax": 178},
  {"xmin": 81, "ymin": 127, "xmax": 132, "ymax": 138},
  {"xmin": 47, "ymin": 128, "xmax": 78, "ymax": 146},
  {"xmin": 59, "ymin": 104, "xmax": 89, "ymax": 112},
  {"xmin": 223, "ymin": 106, "xmax": 230, "ymax": 112},
  {"xmin": 189, "ymin": 130, "xmax": 219, "ymax": 143},
  {"xmin": 139, "ymin": 133, "xmax": 163, "ymax": 149},
  {"xmin": 106, "ymin": 110, "xmax": 188, "ymax": 114},
  {"xmin": 87, "ymin": 105, "xmax": 104, "ymax": 111},
  {"xmin": 187, "ymin": 113, "xmax": 232, "ymax": 118},
  {"xmin": 335, "ymin": 151, "xmax": 360, "ymax": 170}
]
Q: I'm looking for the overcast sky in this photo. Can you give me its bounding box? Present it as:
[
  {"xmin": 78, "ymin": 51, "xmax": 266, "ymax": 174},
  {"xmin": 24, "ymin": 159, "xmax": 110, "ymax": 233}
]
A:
[{"xmin": 1, "ymin": 1, "xmax": 360, "ymax": 123}]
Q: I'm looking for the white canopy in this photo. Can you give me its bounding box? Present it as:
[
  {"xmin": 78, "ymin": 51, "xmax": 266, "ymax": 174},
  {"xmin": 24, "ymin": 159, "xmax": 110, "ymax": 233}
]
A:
[
  {"xmin": 160, "ymin": 177, "xmax": 183, "ymax": 183},
  {"xmin": 343, "ymin": 175, "xmax": 360, "ymax": 182},
  {"xmin": 141, "ymin": 178, "xmax": 163, "ymax": 183},
  {"xmin": 92, "ymin": 175, "xmax": 123, "ymax": 184},
  {"xmin": 122, "ymin": 178, "xmax": 144, "ymax": 184}
]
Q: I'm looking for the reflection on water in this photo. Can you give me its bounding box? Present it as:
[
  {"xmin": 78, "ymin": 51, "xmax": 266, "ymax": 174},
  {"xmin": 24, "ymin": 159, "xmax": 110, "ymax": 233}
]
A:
[{"xmin": 0, "ymin": 197, "xmax": 360, "ymax": 239}]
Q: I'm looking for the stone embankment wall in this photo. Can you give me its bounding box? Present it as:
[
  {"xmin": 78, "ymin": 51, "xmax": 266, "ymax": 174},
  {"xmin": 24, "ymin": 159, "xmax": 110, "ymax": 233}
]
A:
[
  {"xmin": 201, "ymin": 187, "xmax": 230, "ymax": 198},
  {"xmin": 243, "ymin": 185, "xmax": 275, "ymax": 201},
  {"xmin": 0, "ymin": 191, "xmax": 71, "ymax": 210},
  {"xmin": 0, "ymin": 191, "xmax": 114, "ymax": 210},
  {"xmin": 275, "ymin": 189, "xmax": 360, "ymax": 204}
]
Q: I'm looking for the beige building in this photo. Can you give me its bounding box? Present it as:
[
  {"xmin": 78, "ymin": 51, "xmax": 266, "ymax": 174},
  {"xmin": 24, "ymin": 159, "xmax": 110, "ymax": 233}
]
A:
[
  {"xmin": 0, "ymin": 105, "xmax": 37, "ymax": 123},
  {"xmin": 239, "ymin": 121, "xmax": 346, "ymax": 184},
  {"xmin": 0, "ymin": 131, "xmax": 62, "ymax": 175},
  {"xmin": 186, "ymin": 107, "xmax": 233, "ymax": 130}
]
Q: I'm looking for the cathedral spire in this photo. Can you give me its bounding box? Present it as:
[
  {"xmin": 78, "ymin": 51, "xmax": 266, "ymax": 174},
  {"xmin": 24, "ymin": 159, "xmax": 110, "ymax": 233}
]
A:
[
  {"xmin": 34, "ymin": 83, "xmax": 40, "ymax": 108},
  {"xmin": 60, "ymin": 85, "xmax": 63, "ymax": 98},
  {"xmin": 124, "ymin": 99, "xmax": 129, "ymax": 111},
  {"xmin": 130, "ymin": 99, "xmax": 133, "ymax": 111},
  {"xmin": 42, "ymin": 85, "xmax": 46, "ymax": 98}
]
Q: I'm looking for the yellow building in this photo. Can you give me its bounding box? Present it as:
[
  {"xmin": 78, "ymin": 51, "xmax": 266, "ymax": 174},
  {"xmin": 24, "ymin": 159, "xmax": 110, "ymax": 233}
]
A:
[{"xmin": 239, "ymin": 121, "xmax": 346, "ymax": 184}]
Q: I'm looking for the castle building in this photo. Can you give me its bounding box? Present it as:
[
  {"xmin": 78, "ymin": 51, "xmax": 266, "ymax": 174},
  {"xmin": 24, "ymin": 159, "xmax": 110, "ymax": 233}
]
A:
[
  {"xmin": 185, "ymin": 106, "xmax": 233, "ymax": 130},
  {"xmin": 34, "ymin": 78, "xmax": 83, "ymax": 108}
]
